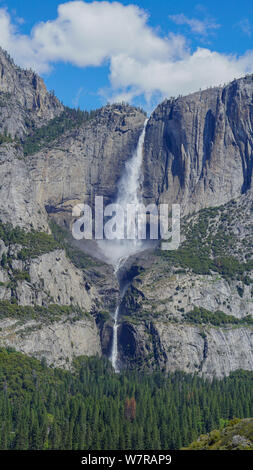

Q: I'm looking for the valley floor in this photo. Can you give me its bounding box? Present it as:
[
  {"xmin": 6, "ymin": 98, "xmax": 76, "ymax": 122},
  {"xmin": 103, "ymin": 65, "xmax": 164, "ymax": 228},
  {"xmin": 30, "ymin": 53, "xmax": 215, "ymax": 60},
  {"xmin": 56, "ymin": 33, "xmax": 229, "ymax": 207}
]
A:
[{"xmin": 1, "ymin": 348, "xmax": 253, "ymax": 450}]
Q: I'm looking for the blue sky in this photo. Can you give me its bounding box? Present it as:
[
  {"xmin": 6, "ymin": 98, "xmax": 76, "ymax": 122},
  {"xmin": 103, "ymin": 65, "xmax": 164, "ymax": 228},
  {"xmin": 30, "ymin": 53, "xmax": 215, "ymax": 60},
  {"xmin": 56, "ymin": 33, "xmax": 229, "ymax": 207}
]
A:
[{"xmin": 0, "ymin": 0, "xmax": 252, "ymax": 111}]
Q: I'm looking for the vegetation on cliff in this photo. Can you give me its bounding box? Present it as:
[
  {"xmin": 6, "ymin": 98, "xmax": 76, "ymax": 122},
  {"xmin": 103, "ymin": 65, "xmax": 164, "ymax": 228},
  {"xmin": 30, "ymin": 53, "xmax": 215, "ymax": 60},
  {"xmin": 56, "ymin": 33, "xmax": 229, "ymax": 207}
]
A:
[
  {"xmin": 159, "ymin": 205, "xmax": 253, "ymax": 280},
  {"xmin": 49, "ymin": 220, "xmax": 101, "ymax": 270},
  {"xmin": 22, "ymin": 107, "xmax": 101, "ymax": 156},
  {"xmin": 0, "ymin": 300, "xmax": 86, "ymax": 322},
  {"xmin": 0, "ymin": 133, "xmax": 13, "ymax": 145},
  {"xmin": 184, "ymin": 306, "xmax": 253, "ymax": 327},
  {"xmin": 22, "ymin": 103, "xmax": 147, "ymax": 156},
  {"xmin": 0, "ymin": 221, "xmax": 60, "ymax": 261}
]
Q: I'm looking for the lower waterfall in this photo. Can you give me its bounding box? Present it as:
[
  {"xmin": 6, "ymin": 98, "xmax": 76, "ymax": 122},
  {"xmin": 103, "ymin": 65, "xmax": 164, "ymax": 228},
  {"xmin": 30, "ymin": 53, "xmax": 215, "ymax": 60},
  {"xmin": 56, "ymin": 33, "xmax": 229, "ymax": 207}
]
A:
[{"xmin": 111, "ymin": 305, "xmax": 120, "ymax": 372}]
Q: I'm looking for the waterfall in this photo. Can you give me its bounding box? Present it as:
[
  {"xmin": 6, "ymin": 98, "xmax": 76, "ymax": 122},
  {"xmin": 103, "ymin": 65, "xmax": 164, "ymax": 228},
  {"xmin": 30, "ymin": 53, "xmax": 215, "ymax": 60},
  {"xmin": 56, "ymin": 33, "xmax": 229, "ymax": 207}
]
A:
[
  {"xmin": 111, "ymin": 305, "xmax": 120, "ymax": 372},
  {"xmin": 109, "ymin": 119, "xmax": 148, "ymax": 372},
  {"xmin": 98, "ymin": 119, "xmax": 148, "ymax": 267},
  {"xmin": 117, "ymin": 119, "xmax": 148, "ymax": 220}
]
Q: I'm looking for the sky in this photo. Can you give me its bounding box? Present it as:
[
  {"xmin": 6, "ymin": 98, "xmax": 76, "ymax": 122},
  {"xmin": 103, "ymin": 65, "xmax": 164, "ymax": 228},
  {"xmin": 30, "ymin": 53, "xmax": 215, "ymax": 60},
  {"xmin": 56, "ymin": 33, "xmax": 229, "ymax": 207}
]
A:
[{"xmin": 0, "ymin": 0, "xmax": 252, "ymax": 112}]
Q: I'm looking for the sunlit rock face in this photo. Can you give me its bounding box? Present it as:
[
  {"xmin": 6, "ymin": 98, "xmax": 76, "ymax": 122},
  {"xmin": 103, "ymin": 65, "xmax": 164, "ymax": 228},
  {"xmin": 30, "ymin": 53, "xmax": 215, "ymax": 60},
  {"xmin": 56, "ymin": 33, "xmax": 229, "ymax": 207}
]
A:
[
  {"xmin": 28, "ymin": 104, "xmax": 146, "ymax": 229},
  {"xmin": 143, "ymin": 75, "xmax": 253, "ymax": 215},
  {"xmin": 0, "ymin": 47, "xmax": 63, "ymax": 138}
]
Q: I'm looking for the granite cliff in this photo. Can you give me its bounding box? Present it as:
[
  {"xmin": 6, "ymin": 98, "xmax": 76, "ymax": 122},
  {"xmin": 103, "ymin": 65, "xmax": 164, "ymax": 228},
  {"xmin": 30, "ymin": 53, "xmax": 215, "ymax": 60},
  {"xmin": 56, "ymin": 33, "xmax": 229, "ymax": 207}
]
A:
[
  {"xmin": 0, "ymin": 49, "xmax": 253, "ymax": 378},
  {"xmin": 28, "ymin": 104, "xmax": 146, "ymax": 226},
  {"xmin": 143, "ymin": 75, "xmax": 253, "ymax": 215},
  {"xmin": 0, "ymin": 47, "xmax": 63, "ymax": 138},
  {"xmin": 117, "ymin": 193, "xmax": 253, "ymax": 378}
]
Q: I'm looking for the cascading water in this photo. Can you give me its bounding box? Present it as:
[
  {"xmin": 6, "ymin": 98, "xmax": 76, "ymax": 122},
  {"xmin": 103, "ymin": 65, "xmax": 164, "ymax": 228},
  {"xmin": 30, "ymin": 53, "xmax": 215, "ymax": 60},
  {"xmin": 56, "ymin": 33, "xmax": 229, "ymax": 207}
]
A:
[
  {"xmin": 110, "ymin": 260, "xmax": 133, "ymax": 373},
  {"xmin": 107, "ymin": 119, "xmax": 148, "ymax": 372},
  {"xmin": 111, "ymin": 305, "xmax": 120, "ymax": 372},
  {"xmin": 98, "ymin": 119, "xmax": 148, "ymax": 267}
]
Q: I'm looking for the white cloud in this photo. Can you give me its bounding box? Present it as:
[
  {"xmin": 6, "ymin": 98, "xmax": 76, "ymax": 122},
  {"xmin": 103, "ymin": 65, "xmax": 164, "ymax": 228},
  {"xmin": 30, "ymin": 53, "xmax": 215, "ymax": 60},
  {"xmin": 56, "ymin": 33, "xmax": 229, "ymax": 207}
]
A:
[
  {"xmin": 30, "ymin": 1, "xmax": 171, "ymax": 69},
  {"xmin": 108, "ymin": 48, "xmax": 253, "ymax": 106},
  {"xmin": 169, "ymin": 13, "xmax": 220, "ymax": 36},
  {"xmin": 0, "ymin": 8, "xmax": 50, "ymax": 73},
  {"xmin": 0, "ymin": 2, "xmax": 253, "ymax": 108}
]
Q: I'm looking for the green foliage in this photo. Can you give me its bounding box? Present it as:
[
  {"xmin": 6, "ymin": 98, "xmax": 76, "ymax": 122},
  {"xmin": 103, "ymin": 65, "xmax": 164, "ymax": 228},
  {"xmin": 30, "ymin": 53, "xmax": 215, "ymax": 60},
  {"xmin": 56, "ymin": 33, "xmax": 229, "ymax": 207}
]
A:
[
  {"xmin": 183, "ymin": 418, "xmax": 253, "ymax": 450},
  {"xmin": 0, "ymin": 252, "xmax": 7, "ymax": 268},
  {"xmin": 0, "ymin": 133, "xmax": 13, "ymax": 144},
  {"xmin": 96, "ymin": 310, "xmax": 111, "ymax": 325},
  {"xmin": 0, "ymin": 349, "xmax": 253, "ymax": 450},
  {"xmin": 49, "ymin": 220, "xmax": 99, "ymax": 270},
  {"xmin": 0, "ymin": 221, "xmax": 60, "ymax": 261},
  {"xmin": 11, "ymin": 270, "xmax": 30, "ymax": 282},
  {"xmin": 184, "ymin": 306, "xmax": 253, "ymax": 326},
  {"xmin": 0, "ymin": 300, "xmax": 85, "ymax": 321},
  {"xmin": 159, "ymin": 207, "xmax": 253, "ymax": 279},
  {"xmin": 215, "ymin": 256, "xmax": 253, "ymax": 278},
  {"xmin": 22, "ymin": 107, "xmax": 101, "ymax": 156}
]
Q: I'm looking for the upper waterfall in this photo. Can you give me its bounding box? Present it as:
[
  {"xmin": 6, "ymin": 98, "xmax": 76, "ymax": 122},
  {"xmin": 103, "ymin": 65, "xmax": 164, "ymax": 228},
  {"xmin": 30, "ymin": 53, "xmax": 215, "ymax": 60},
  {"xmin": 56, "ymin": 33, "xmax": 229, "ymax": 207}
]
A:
[
  {"xmin": 117, "ymin": 119, "xmax": 147, "ymax": 211},
  {"xmin": 97, "ymin": 119, "xmax": 149, "ymax": 267}
]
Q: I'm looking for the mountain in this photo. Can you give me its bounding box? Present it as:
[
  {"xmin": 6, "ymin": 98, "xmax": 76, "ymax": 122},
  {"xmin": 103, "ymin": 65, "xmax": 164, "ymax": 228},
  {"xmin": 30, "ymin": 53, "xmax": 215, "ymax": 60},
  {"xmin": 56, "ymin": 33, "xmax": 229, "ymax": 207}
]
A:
[
  {"xmin": 143, "ymin": 76, "xmax": 253, "ymax": 215},
  {"xmin": 0, "ymin": 47, "xmax": 63, "ymax": 138},
  {"xmin": 0, "ymin": 49, "xmax": 253, "ymax": 378}
]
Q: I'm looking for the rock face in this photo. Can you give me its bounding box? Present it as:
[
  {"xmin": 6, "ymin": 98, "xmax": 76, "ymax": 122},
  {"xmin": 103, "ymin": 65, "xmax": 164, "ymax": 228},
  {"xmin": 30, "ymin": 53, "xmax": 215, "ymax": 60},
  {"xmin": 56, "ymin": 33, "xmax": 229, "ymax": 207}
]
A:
[
  {"xmin": 0, "ymin": 110, "xmax": 146, "ymax": 232},
  {"xmin": 117, "ymin": 193, "xmax": 253, "ymax": 378},
  {"xmin": 28, "ymin": 104, "xmax": 146, "ymax": 225},
  {"xmin": 1, "ymin": 48, "xmax": 253, "ymax": 378},
  {"xmin": 0, "ymin": 47, "xmax": 63, "ymax": 138},
  {"xmin": 143, "ymin": 75, "xmax": 253, "ymax": 215},
  {"xmin": 0, "ymin": 315, "xmax": 101, "ymax": 369},
  {"xmin": 118, "ymin": 259, "xmax": 253, "ymax": 378},
  {"xmin": 14, "ymin": 249, "xmax": 96, "ymax": 310},
  {"xmin": 0, "ymin": 242, "xmax": 119, "ymax": 368},
  {"xmin": 120, "ymin": 320, "xmax": 253, "ymax": 379},
  {"xmin": 0, "ymin": 143, "xmax": 49, "ymax": 230}
]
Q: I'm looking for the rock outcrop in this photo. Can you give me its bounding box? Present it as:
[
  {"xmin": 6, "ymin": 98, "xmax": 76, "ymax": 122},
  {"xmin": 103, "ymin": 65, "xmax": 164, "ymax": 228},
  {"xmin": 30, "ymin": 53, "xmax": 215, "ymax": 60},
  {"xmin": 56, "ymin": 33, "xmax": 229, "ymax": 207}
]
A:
[
  {"xmin": 119, "ymin": 319, "xmax": 253, "ymax": 379},
  {"xmin": 0, "ymin": 242, "xmax": 119, "ymax": 368},
  {"xmin": 0, "ymin": 143, "xmax": 49, "ymax": 230},
  {"xmin": 0, "ymin": 315, "xmax": 101, "ymax": 369},
  {"xmin": 28, "ymin": 104, "xmax": 146, "ymax": 226},
  {"xmin": 116, "ymin": 193, "xmax": 253, "ymax": 378},
  {"xmin": 0, "ymin": 47, "xmax": 63, "ymax": 138},
  {"xmin": 143, "ymin": 75, "xmax": 253, "ymax": 215},
  {"xmin": 0, "ymin": 108, "xmax": 146, "ymax": 231}
]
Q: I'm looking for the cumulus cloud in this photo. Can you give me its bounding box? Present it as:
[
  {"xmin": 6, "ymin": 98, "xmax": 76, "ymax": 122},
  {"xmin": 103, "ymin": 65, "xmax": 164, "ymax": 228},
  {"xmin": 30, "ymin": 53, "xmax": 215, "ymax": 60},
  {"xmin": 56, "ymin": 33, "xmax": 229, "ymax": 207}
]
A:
[
  {"xmin": 169, "ymin": 13, "xmax": 220, "ymax": 36},
  {"xmin": 109, "ymin": 48, "xmax": 253, "ymax": 105},
  {"xmin": 0, "ymin": 8, "xmax": 50, "ymax": 72},
  {"xmin": 0, "ymin": 1, "xmax": 253, "ymax": 108}
]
